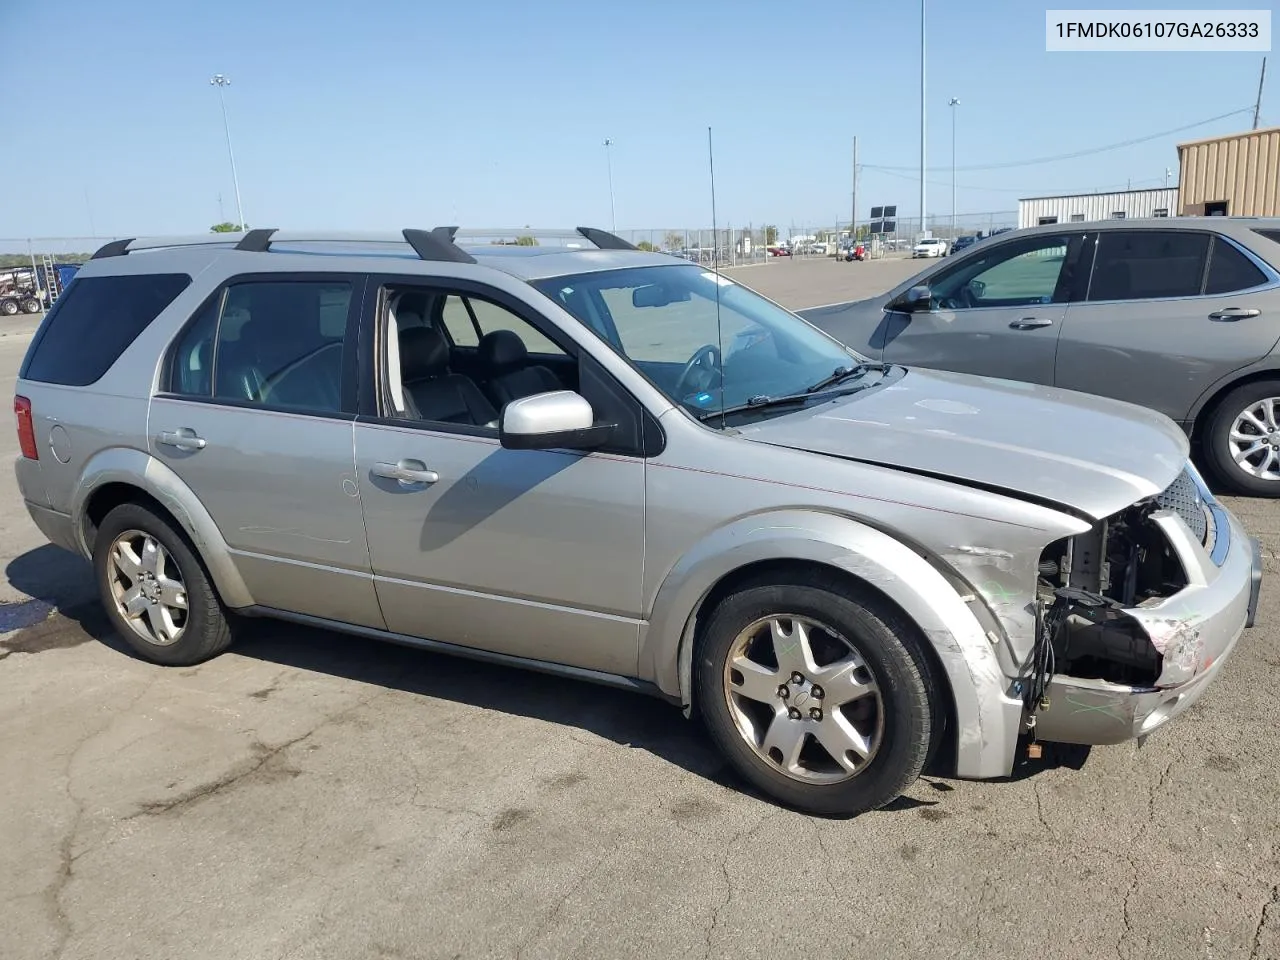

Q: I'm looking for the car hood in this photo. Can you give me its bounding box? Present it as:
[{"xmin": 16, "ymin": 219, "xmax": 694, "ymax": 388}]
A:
[{"xmin": 734, "ymin": 366, "xmax": 1189, "ymax": 521}]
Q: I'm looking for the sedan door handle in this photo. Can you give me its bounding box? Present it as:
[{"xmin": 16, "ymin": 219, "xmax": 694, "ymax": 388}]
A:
[
  {"xmin": 1009, "ymin": 317, "xmax": 1054, "ymax": 329},
  {"xmin": 1208, "ymin": 307, "xmax": 1261, "ymax": 321},
  {"xmin": 156, "ymin": 428, "xmax": 207, "ymax": 451},
  {"xmin": 372, "ymin": 460, "xmax": 440, "ymax": 486}
]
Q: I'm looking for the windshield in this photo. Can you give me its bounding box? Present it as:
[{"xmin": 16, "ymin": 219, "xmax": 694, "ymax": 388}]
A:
[{"xmin": 531, "ymin": 264, "xmax": 862, "ymax": 421}]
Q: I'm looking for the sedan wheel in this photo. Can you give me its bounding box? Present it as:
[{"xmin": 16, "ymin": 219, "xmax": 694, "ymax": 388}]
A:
[
  {"xmin": 696, "ymin": 577, "xmax": 936, "ymax": 816},
  {"xmin": 723, "ymin": 615, "xmax": 883, "ymax": 782},
  {"xmin": 1204, "ymin": 380, "xmax": 1280, "ymax": 497},
  {"xmin": 1227, "ymin": 398, "xmax": 1280, "ymax": 481}
]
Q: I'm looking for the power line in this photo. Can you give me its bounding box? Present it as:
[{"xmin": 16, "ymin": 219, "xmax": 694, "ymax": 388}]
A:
[{"xmin": 867, "ymin": 107, "xmax": 1253, "ymax": 172}]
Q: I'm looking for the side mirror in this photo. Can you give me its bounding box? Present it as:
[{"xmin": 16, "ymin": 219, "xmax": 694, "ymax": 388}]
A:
[
  {"xmin": 889, "ymin": 284, "xmax": 934, "ymax": 314},
  {"xmin": 499, "ymin": 390, "xmax": 615, "ymax": 451}
]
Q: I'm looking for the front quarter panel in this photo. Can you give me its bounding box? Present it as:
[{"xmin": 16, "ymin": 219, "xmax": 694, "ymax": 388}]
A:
[{"xmin": 640, "ymin": 418, "xmax": 1090, "ymax": 779}]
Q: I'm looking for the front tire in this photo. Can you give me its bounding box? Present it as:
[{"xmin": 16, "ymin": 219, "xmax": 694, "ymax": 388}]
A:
[
  {"xmin": 93, "ymin": 503, "xmax": 234, "ymax": 665},
  {"xmin": 1203, "ymin": 380, "xmax": 1280, "ymax": 497},
  {"xmin": 695, "ymin": 577, "xmax": 935, "ymax": 816}
]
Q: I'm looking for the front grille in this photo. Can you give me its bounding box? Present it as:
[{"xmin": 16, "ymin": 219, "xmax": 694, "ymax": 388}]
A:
[{"xmin": 1157, "ymin": 468, "xmax": 1208, "ymax": 543}]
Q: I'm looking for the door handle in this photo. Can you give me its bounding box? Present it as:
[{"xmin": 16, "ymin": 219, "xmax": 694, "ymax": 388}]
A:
[
  {"xmin": 157, "ymin": 428, "xmax": 207, "ymax": 451},
  {"xmin": 1009, "ymin": 317, "xmax": 1054, "ymax": 329},
  {"xmin": 1208, "ymin": 307, "xmax": 1261, "ymax": 321},
  {"xmin": 372, "ymin": 460, "xmax": 439, "ymax": 486}
]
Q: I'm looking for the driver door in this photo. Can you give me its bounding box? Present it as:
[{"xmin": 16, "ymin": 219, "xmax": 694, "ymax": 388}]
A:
[{"xmin": 880, "ymin": 233, "xmax": 1086, "ymax": 385}]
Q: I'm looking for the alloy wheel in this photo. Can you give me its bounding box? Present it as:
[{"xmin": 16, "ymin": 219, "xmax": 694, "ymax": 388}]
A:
[
  {"xmin": 1227, "ymin": 397, "xmax": 1280, "ymax": 481},
  {"xmin": 106, "ymin": 529, "xmax": 189, "ymax": 645},
  {"xmin": 722, "ymin": 614, "xmax": 883, "ymax": 783}
]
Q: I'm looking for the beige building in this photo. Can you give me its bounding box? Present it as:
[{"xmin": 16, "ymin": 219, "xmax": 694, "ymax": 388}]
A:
[{"xmin": 1176, "ymin": 125, "xmax": 1280, "ymax": 217}]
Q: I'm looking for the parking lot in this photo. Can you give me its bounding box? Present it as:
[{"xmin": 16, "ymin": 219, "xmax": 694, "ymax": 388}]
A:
[{"xmin": 3, "ymin": 255, "xmax": 1278, "ymax": 960}]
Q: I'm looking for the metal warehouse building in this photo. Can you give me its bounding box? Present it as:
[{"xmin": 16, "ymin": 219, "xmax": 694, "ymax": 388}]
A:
[
  {"xmin": 1017, "ymin": 187, "xmax": 1178, "ymax": 228},
  {"xmin": 1177, "ymin": 125, "xmax": 1280, "ymax": 217}
]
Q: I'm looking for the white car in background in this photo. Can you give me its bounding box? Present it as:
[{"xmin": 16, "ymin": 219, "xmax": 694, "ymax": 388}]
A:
[{"xmin": 912, "ymin": 238, "xmax": 949, "ymax": 258}]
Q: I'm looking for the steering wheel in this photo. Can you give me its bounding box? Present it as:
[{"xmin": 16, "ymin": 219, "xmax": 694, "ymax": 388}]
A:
[{"xmin": 673, "ymin": 343, "xmax": 723, "ymax": 398}]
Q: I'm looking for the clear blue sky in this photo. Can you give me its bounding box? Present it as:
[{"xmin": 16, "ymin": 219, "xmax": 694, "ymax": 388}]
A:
[{"xmin": 1, "ymin": 0, "xmax": 1273, "ymax": 244}]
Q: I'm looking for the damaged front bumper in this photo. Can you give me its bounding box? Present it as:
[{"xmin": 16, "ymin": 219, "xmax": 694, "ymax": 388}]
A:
[{"xmin": 1035, "ymin": 496, "xmax": 1260, "ymax": 747}]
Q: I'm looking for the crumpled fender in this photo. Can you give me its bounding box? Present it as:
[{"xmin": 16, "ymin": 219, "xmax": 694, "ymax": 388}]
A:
[
  {"xmin": 70, "ymin": 446, "xmax": 255, "ymax": 609},
  {"xmin": 639, "ymin": 509, "xmax": 1025, "ymax": 779}
]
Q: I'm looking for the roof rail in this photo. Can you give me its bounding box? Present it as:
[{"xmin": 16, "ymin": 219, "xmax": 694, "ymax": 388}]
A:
[
  {"xmin": 85, "ymin": 225, "xmax": 638, "ymax": 263},
  {"xmin": 91, "ymin": 238, "xmax": 135, "ymax": 259},
  {"xmin": 575, "ymin": 227, "xmax": 637, "ymax": 250}
]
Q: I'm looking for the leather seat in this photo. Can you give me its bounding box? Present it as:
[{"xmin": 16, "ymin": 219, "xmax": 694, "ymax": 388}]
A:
[
  {"xmin": 399, "ymin": 326, "xmax": 497, "ymax": 426},
  {"xmin": 477, "ymin": 329, "xmax": 561, "ymax": 407}
]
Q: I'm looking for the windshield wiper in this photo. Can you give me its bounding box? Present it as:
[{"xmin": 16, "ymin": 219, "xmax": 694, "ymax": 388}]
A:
[
  {"xmin": 804, "ymin": 362, "xmax": 887, "ymax": 394},
  {"xmin": 697, "ymin": 393, "xmax": 812, "ymax": 421},
  {"xmin": 696, "ymin": 363, "xmax": 890, "ymax": 422}
]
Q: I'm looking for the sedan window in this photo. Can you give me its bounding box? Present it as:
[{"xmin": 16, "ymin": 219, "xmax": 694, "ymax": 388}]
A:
[
  {"xmin": 926, "ymin": 236, "xmax": 1071, "ymax": 310},
  {"xmin": 1086, "ymin": 231, "xmax": 1209, "ymax": 301},
  {"xmin": 1204, "ymin": 237, "xmax": 1268, "ymax": 294}
]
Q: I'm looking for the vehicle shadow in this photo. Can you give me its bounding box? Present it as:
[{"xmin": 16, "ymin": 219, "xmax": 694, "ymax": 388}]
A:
[{"xmin": 4, "ymin": 544, "xmax": 1074, "ymax": 814}]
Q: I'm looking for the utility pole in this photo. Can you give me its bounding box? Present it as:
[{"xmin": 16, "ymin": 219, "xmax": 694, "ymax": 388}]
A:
[
  {"xmin": 919, "ymin": 0, "xmax": 927, "ymax": 238},
  {"xmin": 1254, "ymin": 57, "xmax": 1267, "ymax": 129},
  {"xmin": 851, "ymin": 135, "xmax": 858, "ymax": 243},
  {"xmin": 948, "ymin": 98, "xmax": 959, "ymax": 239},
  {"xmin": 603, "ymin": 138, "xmax": 617, "ymax": 231}
]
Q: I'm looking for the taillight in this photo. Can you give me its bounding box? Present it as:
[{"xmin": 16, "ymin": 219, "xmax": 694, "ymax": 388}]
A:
[{"xmin": 14, "ymin": 395, "xmax": 37, "ymax": 460}]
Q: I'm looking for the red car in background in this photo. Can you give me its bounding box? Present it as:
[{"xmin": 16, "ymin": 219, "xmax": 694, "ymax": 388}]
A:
[{"xmin": 767, "ymin": 245, "xmax": 792, "ymax": 257}]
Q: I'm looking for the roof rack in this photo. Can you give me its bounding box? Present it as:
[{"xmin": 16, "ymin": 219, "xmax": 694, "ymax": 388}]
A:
[{"xmin": 88, "ymin": 226, "xmax": 638, "ymax": 263}]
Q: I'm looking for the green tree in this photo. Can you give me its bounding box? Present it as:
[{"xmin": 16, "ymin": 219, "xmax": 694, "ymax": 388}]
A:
[
  {"xmin": 514, "ymin": 235, "xmax": 539, "ymax": 246},
  {"xmin": 663, "ymin": 232, "xmax": 684, "ymax": 251},
  {"xmin": 764, "ymin": 225, "xmax": 778, "ymax": 245},
  {"xmin": 635, "ymin": 240, "xmax": 658, "ymax": 252},
  {"xmin": 210, "ymin": 222, "xmax": 248, "ymax": 233}
]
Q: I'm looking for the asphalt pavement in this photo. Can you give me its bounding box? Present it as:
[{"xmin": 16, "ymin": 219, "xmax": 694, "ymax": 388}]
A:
[{"xmin": 2, "ymin": 258, "xmax": 1277, "ymax": 960}]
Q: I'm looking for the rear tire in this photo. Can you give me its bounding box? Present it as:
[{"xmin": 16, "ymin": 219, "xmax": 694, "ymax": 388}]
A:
[
  {"xmin": 695, "ymin": 576, "xmax": 936, "ymax": 816},
  {"xmin": 0, "ymin": 299, "xmax": 18, "ymax": 316},
  {"xmin": 93, "ymin": 503, "xmax": 233, "ymax": 666},
  {"xmin": 21, "ymin": 298, "xmax": 40, "ymax": 314},
  {"xmin": 1203, "ymin": 379, "xmax": 1280, "ymax": 497}
]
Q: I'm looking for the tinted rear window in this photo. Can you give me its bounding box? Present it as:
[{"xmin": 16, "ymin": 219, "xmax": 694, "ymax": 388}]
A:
[
  {"xmin": 21, "ymin": 273, "xmax": 191, "ymax": 386},
  {"xmin": 1086, "ymin": 231, "xmax": 1209, "ymax": 301},
  {"xmin": 1205, "ymin": 237, "xmax": 1268, "ymax": 294}
]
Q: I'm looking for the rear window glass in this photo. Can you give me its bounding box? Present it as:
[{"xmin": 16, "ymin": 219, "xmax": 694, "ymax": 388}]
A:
[
  {"xmin": 21, "ymin": 273, "xmax": 191, "ymax": 386},
  {"xmin": 1204, "ymin": 237, "xmax": 1268, "ymax": 294},
  {"xmin": 1086, "ymin": 231, "xmax": 1208, "ymax": 301}
]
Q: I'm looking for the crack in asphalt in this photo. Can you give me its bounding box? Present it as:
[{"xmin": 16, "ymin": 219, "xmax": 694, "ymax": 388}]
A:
[
  {"xmin": 125, "ymin": 687, "xmax": 389, "ymax": 820},
  {"xmin": 45, "ymin": 678, "xmax": 156, "ymax": 960},
  {"xmin": 703, "ymin": 812, "xmax": 771, "ymax": 960},
  {"xmin": 1115, "ymin": 753, "xmax": 1180, "ymax": 960},
  {"xmin": 513, "ymin": 842, "xmax": 615, "ymax": 960},
  {"xmin": 1250, "ymin": 884, "xmax": 1279, "ymax": 960}
]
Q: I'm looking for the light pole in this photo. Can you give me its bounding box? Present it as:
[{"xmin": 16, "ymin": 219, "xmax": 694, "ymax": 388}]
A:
[
  {"xmin": 948, "ymin": 98, "xmax": 960, "ymax": 239},
  {"xmin": 919, "ymin": 0, "xmax": 926, "ymax": 238},
  {"xmin": 209, "ymin": 74, "xmax": 246, "ymax": 231},
  {"xmin": 602, "ymin": 138, "xmax": 616, "ymax": 231}
]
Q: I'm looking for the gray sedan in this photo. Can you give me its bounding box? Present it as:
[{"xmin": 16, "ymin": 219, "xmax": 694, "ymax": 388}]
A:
[{"xmin": 805, "ymin": 218, "xmax": 1280, "ymax": 496}]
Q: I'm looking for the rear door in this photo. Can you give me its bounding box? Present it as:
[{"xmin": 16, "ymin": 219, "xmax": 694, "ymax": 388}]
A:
[
  {"xmin": 878, "ymin": 232, "xmax": 1086, "ymax": 384},
  {"xmin": 150, "ymin": 273, "xmax": 384, "ymax": 627},
  {"xmin": 1053, "ymin": 229, "xmax": 1280, "ymax": 424}
]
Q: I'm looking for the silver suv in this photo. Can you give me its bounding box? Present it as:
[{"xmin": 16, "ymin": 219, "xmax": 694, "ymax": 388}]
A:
[{"xmin": 13, "ymin": 227, "xmax": 1262, "ymax": 815}]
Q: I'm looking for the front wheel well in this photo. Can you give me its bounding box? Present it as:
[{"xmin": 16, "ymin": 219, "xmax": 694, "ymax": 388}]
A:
[{"xmin": 689, "ymin": 557, "xmax": 959, "ymax": 774}]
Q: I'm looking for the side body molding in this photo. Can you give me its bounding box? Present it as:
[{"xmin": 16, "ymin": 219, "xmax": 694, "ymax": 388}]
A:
[{"xmin": 639, "ymin": 509, "xmax": 1025, "ymax": 780}]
